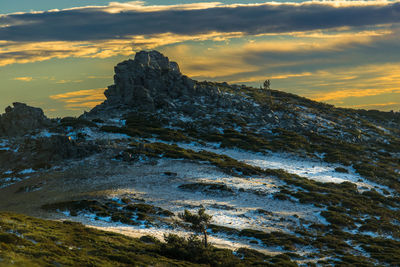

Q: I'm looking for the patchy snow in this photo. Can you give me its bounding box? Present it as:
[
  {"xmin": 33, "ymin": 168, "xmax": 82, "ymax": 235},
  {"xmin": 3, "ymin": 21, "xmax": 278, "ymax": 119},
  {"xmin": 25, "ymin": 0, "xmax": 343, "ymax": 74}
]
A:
[
  {"xmin": 69, "ymin": 127, "xmax": 130, "ymax": 141},
  {"xmin": 60, "ymin": 210, "xmax": 71, "ymax": 217},
  {"xmin": 298, "ymin": 112, "xmax": 336, "ymax": 130},
  {"xmin": 376, "ymin": 126, "xmax": 390, "ymax": 134},
  {"xmin": 175, "ymin": 142, "xmax": 393, "ymax": 194},
  {"xmin": 0, "ymin": 177, "xmax": 22, "ymax": 189},
  {"xmin": 32, "ymin": 130, "xmax": 58, "ymax": 138},
  {"xmin": 0, "ymin": 139, "xmax": 12, "ymax": 151},
  {"xmin": 44, "ymin": 138, "xmax": 396, "ymax": 259},
  {"xmin": 19, "ymin": 168, "xmax": 35, "ymax": 175},
  {"xmin": 54, "ymin": 155, "xmax": 327, "ymax": 255},
  {"xmin": 107, "ymin": 118, "xmax": 126, "ymax": 127},
  {"xmin": 178, "ymin": 115, "xmax": 194, "ymax": 123},
  {"xmin": 75, "ymin": 213, "xmax": 293, "ymax": 256}
]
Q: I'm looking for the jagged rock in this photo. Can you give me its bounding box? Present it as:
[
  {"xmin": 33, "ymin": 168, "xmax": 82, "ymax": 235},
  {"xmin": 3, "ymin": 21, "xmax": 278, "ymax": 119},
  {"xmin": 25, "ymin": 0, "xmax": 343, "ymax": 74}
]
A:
[
  {"xmin": 102, "ymin": 50, "xmax": 194, "ymax": 110},
  {"xmin": 0, "ymin": 102, "xmax": 52, "ymax": 137},
  {"xmin": 85, "ymin": 50, "xmax": 243, "ymax": 118},
  {"xmin": 83, "ymin": 50, "xmax": 278, "ymax": 133}
]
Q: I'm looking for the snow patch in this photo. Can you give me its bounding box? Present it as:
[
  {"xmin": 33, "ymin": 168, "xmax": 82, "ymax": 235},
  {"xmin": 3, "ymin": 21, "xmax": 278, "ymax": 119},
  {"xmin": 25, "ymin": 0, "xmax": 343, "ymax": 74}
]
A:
[
  {"xmin": 175, "ymin": 142, "xmax": 393, "ymax": 194},
  {"xmin": 19, "ymin": 168, "xmax": 35, "ymax": 175}
]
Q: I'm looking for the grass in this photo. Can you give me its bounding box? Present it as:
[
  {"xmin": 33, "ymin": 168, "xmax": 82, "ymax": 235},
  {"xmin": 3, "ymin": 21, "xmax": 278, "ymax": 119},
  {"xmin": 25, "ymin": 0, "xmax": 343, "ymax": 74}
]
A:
[
  {"xmin": 95, "ymin": 97, "xmax": 400, "ymax": 195},
  {"xmin": 123, "ymin": 140, "xmax": 400, "ymax": 262},
  {"xmin": 103, "ymin": 111, "xmax": 400, "ymax": 194},
  {"xmin": 0, "ymin": 211, "xmax": 298, "ymax": 266},
  {"xmin": 178, "ymin": 183, "xmax": 235, "ymax": 195},
  {"xmin": 42, "ymin": 198, "xmax": 174, "ymax": 226},
  {"xmin": 127, "ymin": 141, "xmax": 264, "ymax": 176}
]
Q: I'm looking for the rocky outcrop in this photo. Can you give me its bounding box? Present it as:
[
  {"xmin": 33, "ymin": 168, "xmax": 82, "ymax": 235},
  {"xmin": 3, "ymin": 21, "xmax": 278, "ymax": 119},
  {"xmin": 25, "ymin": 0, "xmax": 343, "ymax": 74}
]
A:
[
  {"xmin": 93, "ymin": 50, "xmax": 195, "ymax": 112},
  {"xmin": 0, "ymin": 135, "xmax": 99, "ymax": 172},
  {"xmin": 83, "ymin": 50, "xmax": 277, "ymax": 130},
  {"xmin": 0, "ymin": 102, "xmax": 52, "ymax": 136},
  {"xmin": 21, "ymin": 135, "xmax": 98, "ymax": 164}
]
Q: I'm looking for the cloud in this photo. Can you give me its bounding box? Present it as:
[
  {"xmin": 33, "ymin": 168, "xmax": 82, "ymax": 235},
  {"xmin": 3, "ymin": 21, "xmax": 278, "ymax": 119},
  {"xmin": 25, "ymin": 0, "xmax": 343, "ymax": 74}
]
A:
[
  {"xmin": 13, "ymin": 76, "xmax": 33, "ymax": 81},
  {"xmin": 0, "ymin": 1, "xmax": 399, "ymax": 68},
  {"xmin": 297, "ymin": 63, "xmax": 400, "ymax": 102},
  {"xmin": 162, "ymin": 40, "xmax": 400, "ymax": 107},
  {"xmin": 1, "ymin": 1, "xmax": 400, "ymax": 42},
  {"xmin": 343, "ymin": 102, "xmax": 400, "ymax": 111},
  {"xmin": 87, "ymin": 75, "xmax": 112, "ymax": 79},
  {"xmin": 161, "ymin": 28, "xmax": 398, "ymax": 81},
  {"xmin": 0, "ymin": 31, "xmax": 243, "ymax": 66},
  {"xmin": 50, "ymin": 88, "xmax": 106, "ymax": 110},
  {"xmin": 55, "ymin": 79, "xmax": 83, "ymax": 84},
  {"xmin": 348, "ymin": 102, "xmax": 400, "ymax": 108},
  {"xmin": 313, "ymin": 88, "xmax": 400, "ymax": 102}
]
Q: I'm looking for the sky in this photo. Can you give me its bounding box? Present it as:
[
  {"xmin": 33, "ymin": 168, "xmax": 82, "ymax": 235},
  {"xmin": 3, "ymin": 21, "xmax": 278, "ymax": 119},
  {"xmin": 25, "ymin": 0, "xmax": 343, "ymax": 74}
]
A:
[{"xmin": 1, "ymin": 1, "xmax": 400, "ymax": 117}]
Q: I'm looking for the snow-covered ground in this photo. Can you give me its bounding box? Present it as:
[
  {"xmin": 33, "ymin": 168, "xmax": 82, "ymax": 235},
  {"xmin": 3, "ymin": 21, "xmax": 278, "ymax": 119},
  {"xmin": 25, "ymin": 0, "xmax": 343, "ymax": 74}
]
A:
[
  {"xmin": 0, "ymin": 176, "xmax": 22, "ymax": 189},
  {"xmin": 54, "ymin": 155, "xmax": 327, "ymax": 254},
  {"xmin": 174, "ymin": 141, "xmax": 394, "ymax": 194},
  {"xmin": 47, "ymin": 132, "xmax": 395, "ymax": 253},
  {"xmin": 0, "ymin": 169, "xmax": 36, "ymax": 189},
  {"xmin": 0, "ymin": 139, "xmax": 12, "ymax": 151},
  {"xmin": 2, "ymin": 127, "xmax": 396, "ymax": 257},
  {"xmin": 67, "ymin": 127, "xmax": 131, "ymax": 141}
]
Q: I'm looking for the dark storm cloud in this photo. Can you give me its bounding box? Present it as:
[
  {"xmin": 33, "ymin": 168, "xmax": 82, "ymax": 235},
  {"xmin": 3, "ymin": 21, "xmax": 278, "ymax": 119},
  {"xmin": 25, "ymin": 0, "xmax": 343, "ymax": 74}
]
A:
[{"xmin": 0, "ymin": 2, "xmax": 400, "ymax": 41}]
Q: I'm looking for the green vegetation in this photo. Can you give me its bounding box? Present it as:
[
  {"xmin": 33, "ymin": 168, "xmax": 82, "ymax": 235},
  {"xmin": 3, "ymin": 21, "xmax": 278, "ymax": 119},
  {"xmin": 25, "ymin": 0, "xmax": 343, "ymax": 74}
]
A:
[
  {"xmin": 42, "ymin": 198, "xmax": 174, "ymax": 226},
  {"xmin": 0, "ymin": 212, "xmax": 298, "ymax": 266},
  {"xmin": 179, "ymin": 208, "xmax": 212, "ymax": 247},
  {"xmin": 127, "ymin": 141, "xmax": 263, "ymax": 176},
  {"xmin": 178, "ymin": 183, "xmax": 235, "ymax": 195},
  {"xmin": 123, "ymin": 140, "xmax": 400, "ymax": 261},
  {"xmin": 101, "ymin": 113, "xmax": 191, "ymax": 142},
  {"xmin": 100, "ymin": 109, "xmax": 400, "ymax": 194}
]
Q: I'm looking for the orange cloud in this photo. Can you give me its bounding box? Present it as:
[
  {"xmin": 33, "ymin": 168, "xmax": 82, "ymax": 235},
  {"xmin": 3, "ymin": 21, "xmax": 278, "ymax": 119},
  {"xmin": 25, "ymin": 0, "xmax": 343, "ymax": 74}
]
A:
[
  {"xmin": 50, "ymin": 88, "xmax": 106, "ymax": 110},
  {"xmin": 313, "ymin": 88, "xmax": 400, "ymax": 102},
  {"xmin": 230, "ymin": 72, "xmax": 314, "ymax": 83},
  {"xmin": 55, "ymin": 79, "xmax": 83, "ymax": 84},
  {"xmin": 70, "ymin": 1, "xmax": 400, "ymax": 14},
  {"xmin": 307, "ymin": 64, "xmax": 400, "ymax": 102},
  {"xmin": 0, "ymin": 32, "xmax": 244, "ymax": 66},
  {"xmin": 348, "ymin": 102, "xmax": 400, "ymax": 108},
  {"xmin": 13, "ymin": 76, "xmax": 33, "ymax": 82}
]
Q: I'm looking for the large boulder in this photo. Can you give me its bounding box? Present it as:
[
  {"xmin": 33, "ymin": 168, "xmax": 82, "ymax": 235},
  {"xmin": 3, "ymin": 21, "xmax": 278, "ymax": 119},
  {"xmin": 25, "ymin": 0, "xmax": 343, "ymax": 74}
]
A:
[
  {"xmin": 0, "ymin": 103, "xmax": 52, "ymax": 136},
  {"xmin": 103, "ymin": 50, "xmax": 194, "ymax": 110}
]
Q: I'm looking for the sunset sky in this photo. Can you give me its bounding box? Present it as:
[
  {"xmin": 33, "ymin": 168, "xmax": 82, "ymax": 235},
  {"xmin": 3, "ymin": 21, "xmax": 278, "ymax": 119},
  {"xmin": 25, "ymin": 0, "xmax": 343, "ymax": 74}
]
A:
[{"xmin": 1, "ymin": 0, "xmax": 400, "ymax": 117}]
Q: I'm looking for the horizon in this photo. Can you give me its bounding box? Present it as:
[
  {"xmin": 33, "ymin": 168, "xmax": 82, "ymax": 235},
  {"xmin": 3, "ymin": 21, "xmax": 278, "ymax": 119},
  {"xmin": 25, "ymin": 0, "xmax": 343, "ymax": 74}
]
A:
[{"xmin": 1, "ymin": 0, "xmax": 400, "ymax": 117}]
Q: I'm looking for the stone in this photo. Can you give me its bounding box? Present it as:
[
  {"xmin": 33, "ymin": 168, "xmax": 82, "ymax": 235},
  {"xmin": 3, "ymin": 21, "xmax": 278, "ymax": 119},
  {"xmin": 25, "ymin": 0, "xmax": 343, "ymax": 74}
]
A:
[
  {"xmin": 83, "ymin": 50, "xmax": 277, "ymax": 133},
  {"xmin": 0, "ymin": 102, "xmax": 52, "ymax": 137},
  {"xmin": 102, "ymin": 50, "xmax": 192, "ymax": 112}
]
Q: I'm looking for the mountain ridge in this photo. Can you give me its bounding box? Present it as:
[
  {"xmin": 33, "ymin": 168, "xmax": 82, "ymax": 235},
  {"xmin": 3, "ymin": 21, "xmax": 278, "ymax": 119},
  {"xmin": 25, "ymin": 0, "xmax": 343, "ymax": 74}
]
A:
[{"xmin": 1, "ymin": 50, "xmax": 400, "ymax": 266}]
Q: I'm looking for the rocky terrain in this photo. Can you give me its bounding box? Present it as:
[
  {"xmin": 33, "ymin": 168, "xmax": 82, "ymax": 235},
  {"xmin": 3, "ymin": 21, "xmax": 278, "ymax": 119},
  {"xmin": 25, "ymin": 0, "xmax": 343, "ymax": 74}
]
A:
[{"xmin": 1, "ymin": 50, "xmax": 400, "ymax": 266}]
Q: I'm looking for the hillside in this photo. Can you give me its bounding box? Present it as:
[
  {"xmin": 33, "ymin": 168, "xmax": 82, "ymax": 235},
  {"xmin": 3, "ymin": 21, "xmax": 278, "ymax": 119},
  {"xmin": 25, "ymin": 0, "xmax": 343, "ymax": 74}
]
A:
[{"xmin": 0, "ymin": 50, "xmax": 400, "ymax": 266}]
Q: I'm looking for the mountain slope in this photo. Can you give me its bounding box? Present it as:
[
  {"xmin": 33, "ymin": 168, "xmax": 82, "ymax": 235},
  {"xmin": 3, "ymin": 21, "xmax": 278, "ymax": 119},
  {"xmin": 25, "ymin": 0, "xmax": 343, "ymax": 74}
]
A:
[{"xmin": 0, "ymin": 50, "xmax": 400, "ymax": 266}]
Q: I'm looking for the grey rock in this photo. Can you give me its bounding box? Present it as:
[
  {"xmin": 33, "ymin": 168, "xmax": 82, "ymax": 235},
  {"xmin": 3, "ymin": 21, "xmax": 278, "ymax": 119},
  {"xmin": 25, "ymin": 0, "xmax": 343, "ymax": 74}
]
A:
[
  {"xmin": 83, "ymin": 50, "xmax": 278, "ymax": 132},
  {"xmin": 0, "ymin": 102, "xmax": 52, "ymax": 136},
  {"xmin": 101, "ymin": 50, "xmax": 192, "ymax": 112}
]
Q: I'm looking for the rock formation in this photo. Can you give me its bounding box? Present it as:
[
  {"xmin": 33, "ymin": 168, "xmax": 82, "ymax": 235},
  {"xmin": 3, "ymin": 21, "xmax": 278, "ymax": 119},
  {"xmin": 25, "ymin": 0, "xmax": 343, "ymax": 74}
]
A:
[
  {"xmin": 84, "ymin": 50, "xmax": 276, "ymax": 129},
  {"xmin": 0, "ymin": 102, "xmax": 52, "ymax": 136},
  {"xmin": 88, "ymin": 50, "xmax": 195, "ymax": 114}
]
